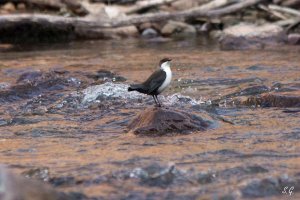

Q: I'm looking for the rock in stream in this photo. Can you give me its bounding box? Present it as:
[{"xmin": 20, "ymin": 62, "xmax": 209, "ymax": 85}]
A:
[{"xmin": 128, "ymin": 107, "xmax": 212, "ymax": 135}]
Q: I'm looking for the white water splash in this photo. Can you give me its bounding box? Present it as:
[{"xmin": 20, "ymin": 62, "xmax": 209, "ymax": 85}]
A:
[
  {"xmin": 81, "ymin": 82, "xmax": 212, "ymax": 106},
  {"xmin": 82, "ymin": 82, "xmax": 145, "ymax": 104}
]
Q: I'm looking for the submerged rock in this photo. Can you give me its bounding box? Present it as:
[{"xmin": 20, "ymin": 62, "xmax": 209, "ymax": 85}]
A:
[
  {"xmin": 220, "ymin": 23, "xmax": 285, "ymax": 50},
  {"xmin": 128, "ymin": 107, "xmax": 211, "ymax": 135},
  {"xmin": 240, "ymin": 175, "xmax": 300, "ymax": 198},
  {"xmin": 0, "ymin": 71, "xmax": 83, "ymax": 103},
  {"xmin": 287, "ymin": 33, "xmax": 300, "ymax": 45},
  {"xmin": 243, "ymin": 93, "xmax": 300, "ymax": 107},
  {"xmin": 130, "ymin": 164, "xmax": 180, "ymax": 188},
  {"xmin": 0, "ymin": 166, "xmax": 70, "ymax": 200},
  {"xmin": 21, "ymin": 167, "xmax": 50, "ymax": 182},
  {"xmin": 86, "ymin": 69, "xmax": 126, "ymax": 82}
]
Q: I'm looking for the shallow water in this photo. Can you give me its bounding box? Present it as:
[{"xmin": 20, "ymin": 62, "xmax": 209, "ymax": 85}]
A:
[{"xmin": 0, "ymin": 37, "xmax": 300, "ymax": 199}]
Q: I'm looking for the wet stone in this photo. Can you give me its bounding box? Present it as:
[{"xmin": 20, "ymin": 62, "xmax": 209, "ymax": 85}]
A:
[
  {"xmin": 129, "ymin": 164, "xmax": 183, "ymax": 188},
  {"xmin": 127, "ymin": 107, "xmax": 212, "ymax": 135},
  {"xmin": 0, "ymin": 118, "xmax": 8, "ymax": 126},
  {"xmin": 86, "ymin": 69, "xmax": 126, "ymax": 82},
  {"xmin": 16, "ymin": 71, "xmax": 43, "ymax": 83},
  {"xmin": 21, "ymin": 167, "xmax": 50, "ymax": 182},
  {"xmin": 49, "ymin": 176, "xmax": 76, "ymax": 187},
  {"xmin": 220, "ymin": 165, "xmax": 268, "ymax": 179},
  {"xmin": 0, "ymin": 71, "xmax": 84, "ymax": 103},
  {"xmin": 141, "ymin": 28, "xmax": 158, "ymax": 38},
  {"xmin": 243, "ymin": 93, "xmax": 300, "ymax": 107},
  {"xmin": 288, "ymin": 33, "xmax": 300, "ymax": 45},
  {"xmin": 197, "ymin": 172, "xmax": 216, "ymax": 184},
  {"xmin": 241, "ymin": 178, "xmax": 281, "ymax": 198},
  {"xmin": 246, "ymin": 65, "xmax": 267, "ymax": 71}
]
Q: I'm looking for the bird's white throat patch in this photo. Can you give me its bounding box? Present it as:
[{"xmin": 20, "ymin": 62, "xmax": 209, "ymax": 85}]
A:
[{"xmin": 158, "ymin": 61, "xmax": 172, "ymax": 93}]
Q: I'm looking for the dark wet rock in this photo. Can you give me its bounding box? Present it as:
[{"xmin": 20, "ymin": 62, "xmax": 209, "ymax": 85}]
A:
[
  {"xmin": 246, "ymin": 65, "xmax": 266, "ymax": 71},
  {"xmin": 128, "ymin": 107, "xmax": 211, "ymax": 135},
  {"xmin": 22, "ymin": 167, "xmax": 50, "ymax": 182},
  {"xmin": 0, "ymin": 165, "xmax": 72, "ymax": 200},
  {"xmin": 0, "ymin": 82, "xmax": 11, "ymax": 89},
  {"xmin": 9, "ymin": 117, "xmax": 44, "ymax": 126},
  {"xmin": 288, "ymin": 33, "xmax": 300, "ymax": 45},
  {"xmin": 0, "ymin": 71, "xmax": 83, "ymax": 103},
  {"xmin": 86, "ymin": 70, "xmax": 126, "ymax": 82},
  {"xmin": 129, "ymin": 164, "xmax": 183, "ymax": 188},
  {"xmin": 225, "ymin": 66, "xmax": 239, "ymax": 70},
  {"xmin": 141, "ymin": 28, "xmax": 158, "ymax": 38},
  {"xmin": 220, "ymin": 165, "xmax": 268, "ymax": 179},
  {"xmin": 179, "ymin": 77, "xmax": 264, "ymax": 87},
  {"xmin": 220, "ymin": 23, "xmax": 285, "ymax": 50},
  {"xmin": 241, "ymin": 175, "xmax": 300, "ymax": 198},
  {"xmin": 0, "ymin": 118, "xmax": 8, "ymax": 126},
  {"xmin": 17, "ymin": 148, "xmax": 37, "ymax": 153},
  {"xmin": 282, "ymin": 131, "xmax": 300, "ymax": 140},
  {"xmin": 16, "ymin": 71, "xmax": 43, "ymax": 83},
  {"xmin": 161, "ymin": 21, "xmax": 196, "ymax": 36},
  {"xmin": 243, "ymin": 93, "xmax": 300, "ymax": 107},
  {"xmin": 237, "ymin": 85, "xmax": 269, "ymax": 96},
  {"xmin": 213, "ymin": 85, "xmax": 270, "ymax": 106},
  {"xmin": 49, "ymin": 176, "xmax": 76, "ymax": 187},
  {"xmin": 272, "ymin": 82, "xmax": 300, "ymax": 92},
  {"xmin": 241, "ymin": 178, "xmax": 281, "ymax": 197},
  {"xmin": 196, "ymin": 171, "xmax": 216, "ymax": 184},
  {"xmin": 111, "ymin": 156, "xmax": 159, "ymax": 167}
]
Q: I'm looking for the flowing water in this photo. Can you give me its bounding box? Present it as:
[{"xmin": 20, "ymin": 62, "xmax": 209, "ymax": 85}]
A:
[{"xmin": 0, "ymin": 37, "xmax": 300, "ymax": 199}]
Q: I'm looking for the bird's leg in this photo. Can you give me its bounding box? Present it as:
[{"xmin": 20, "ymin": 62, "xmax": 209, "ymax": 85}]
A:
[
  {"xmin": 155, "ymin": 95, "xmax": 162, "ymax": 107},
  {"xmin": 152, "ymin": 95, "xmax": 158, "ymax": 106}
]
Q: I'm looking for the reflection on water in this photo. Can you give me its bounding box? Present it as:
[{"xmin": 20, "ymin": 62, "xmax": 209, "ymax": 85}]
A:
[{"xmin": 0, "ymin": 37, "xmax": 300, "ymax": 199}]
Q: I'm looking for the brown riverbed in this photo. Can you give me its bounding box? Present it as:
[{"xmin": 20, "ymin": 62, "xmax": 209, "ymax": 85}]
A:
[{"xmin": 0, "ymin": 38, "xmax": 300, "ymax": 199}]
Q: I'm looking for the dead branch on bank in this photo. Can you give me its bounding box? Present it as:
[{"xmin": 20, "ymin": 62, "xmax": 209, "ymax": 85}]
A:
[
  {"xmin": 125, "ymin": 0, "xmax": 177, "ymax": 14},
  {"xmin": 0, "ymin": 0, "xmax": 266, "ymax": 29},
  {"xmin": 2, "ymin": 0, "xmax": 88, "ymax": 15}
]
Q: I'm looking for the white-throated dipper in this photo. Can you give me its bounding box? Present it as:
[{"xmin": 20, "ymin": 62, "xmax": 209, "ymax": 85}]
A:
[{"xmin": 128, "ymin": 58, "xmax": 172, "ymax": 107}]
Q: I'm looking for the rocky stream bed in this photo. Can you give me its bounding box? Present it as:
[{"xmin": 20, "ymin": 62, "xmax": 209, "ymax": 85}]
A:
[{"xmin": 0, "ymin": 38, "xmax": 299, "ymax": 199}]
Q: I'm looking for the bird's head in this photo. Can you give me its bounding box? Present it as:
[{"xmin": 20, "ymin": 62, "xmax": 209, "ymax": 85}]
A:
[{"xmin": 159, "ymin": 58, "xmax": 172, "ymax": 69}]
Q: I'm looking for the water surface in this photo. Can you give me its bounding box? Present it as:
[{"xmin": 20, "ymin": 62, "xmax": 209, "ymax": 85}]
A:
[{"xmin": 0, "ymin": 37, "xmax": 300, "ymax": 199}]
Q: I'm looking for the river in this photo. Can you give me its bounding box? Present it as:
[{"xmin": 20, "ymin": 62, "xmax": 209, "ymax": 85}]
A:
[{"xmin": 0, "ymin": 37, "xmax": 299, "ymax": 199}]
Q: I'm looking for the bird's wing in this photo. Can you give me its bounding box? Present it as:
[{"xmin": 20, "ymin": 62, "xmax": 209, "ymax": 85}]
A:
[{"xmin": 143, "ymin": 69, "xmax": 166, "ymax": 94}]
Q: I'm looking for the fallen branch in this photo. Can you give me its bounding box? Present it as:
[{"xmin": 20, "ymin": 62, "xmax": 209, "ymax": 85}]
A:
[
  {"xmin": 187, "ymin": 0, "xmax": 234, "ymax": 13},
  {"xmin": 4, "ymin": 0, "xmax": 88, "ymax": 15},
  {"xmin": 125, "ymin": 0, "xmax": 177, "ymax": 14},
  {"xmin": 13, "ymin": 0, "xmax": 64, "ymax": 9},
  {"xmin": 258, "ymin": 4, "xmax": 288, "ymax": 20},
  {"xmin": 268, "ymin": 4, "xmax": 300, "ymax": 17},
  {"xmin": 0, "ymin": 0, "xmax": 266, "ymax": 41},
  {"xmin": 0, "ymin": 0, "xmax": 265, "ymax": 28},
  {"xmin": 111, "ymin": 0, "xmax": 266, "ymax": 27}
]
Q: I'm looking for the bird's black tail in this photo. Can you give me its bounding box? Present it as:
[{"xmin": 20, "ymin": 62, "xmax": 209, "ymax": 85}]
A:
[{"xmin": 128, "ymin": 84, "xmax": 146, "ymax": 93}]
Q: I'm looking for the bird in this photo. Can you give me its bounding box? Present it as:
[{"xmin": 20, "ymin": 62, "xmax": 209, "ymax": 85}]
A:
[{"xmin": 128, "ymin": 58, "xmax": 172, "ymax": 107}]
